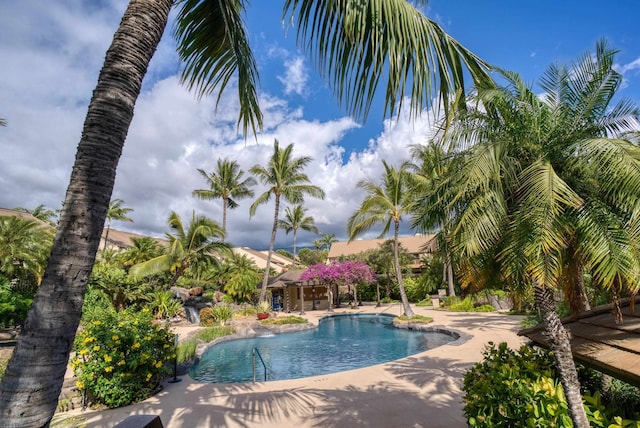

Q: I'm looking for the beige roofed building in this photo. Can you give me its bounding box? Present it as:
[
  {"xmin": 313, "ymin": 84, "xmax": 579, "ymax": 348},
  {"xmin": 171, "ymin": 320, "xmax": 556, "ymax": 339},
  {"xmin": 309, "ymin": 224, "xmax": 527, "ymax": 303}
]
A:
[
  {"xmin": 328, "ymin": 234, "xmax": 438, "ymax": 273},
  {"xmin": 232, "ymin": 247, "xmax": 293, "ymax": 274}
]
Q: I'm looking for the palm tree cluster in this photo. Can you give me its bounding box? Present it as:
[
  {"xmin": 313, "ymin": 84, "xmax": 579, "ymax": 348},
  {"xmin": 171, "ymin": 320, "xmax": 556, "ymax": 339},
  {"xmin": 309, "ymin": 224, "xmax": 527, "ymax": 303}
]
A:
[{"xmin": 6, "ymin": 0, "xmax": 626, "ymax": 427}]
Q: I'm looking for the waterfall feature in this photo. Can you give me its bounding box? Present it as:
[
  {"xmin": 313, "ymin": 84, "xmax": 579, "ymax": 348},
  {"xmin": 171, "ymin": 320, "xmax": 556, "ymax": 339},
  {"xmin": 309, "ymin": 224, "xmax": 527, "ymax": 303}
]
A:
[{"xmin": 184, "ymin": 306, "xmax": 200, "ymax": 324}]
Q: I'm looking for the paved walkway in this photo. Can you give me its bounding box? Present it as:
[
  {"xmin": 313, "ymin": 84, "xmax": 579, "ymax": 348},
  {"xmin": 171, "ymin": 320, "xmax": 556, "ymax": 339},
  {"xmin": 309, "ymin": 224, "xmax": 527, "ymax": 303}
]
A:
[{"xmin": 53, "ymin": 305, "xmax": 527, "ymax": 428}]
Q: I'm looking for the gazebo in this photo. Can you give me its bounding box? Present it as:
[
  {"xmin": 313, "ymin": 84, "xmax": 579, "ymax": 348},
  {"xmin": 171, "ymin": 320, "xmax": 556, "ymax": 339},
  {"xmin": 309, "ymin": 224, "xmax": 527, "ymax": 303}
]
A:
[{"xmin": 264, "ymin": 269, "xmax": 329, "ymax": 313}]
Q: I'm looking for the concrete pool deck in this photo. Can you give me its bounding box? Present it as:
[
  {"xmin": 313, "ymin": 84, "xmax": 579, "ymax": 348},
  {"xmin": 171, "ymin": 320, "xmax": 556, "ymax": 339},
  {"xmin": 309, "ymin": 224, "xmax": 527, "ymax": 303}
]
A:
[{"xmin": 54, "ymin": 304, "xmax": 527, "ymax": 428}]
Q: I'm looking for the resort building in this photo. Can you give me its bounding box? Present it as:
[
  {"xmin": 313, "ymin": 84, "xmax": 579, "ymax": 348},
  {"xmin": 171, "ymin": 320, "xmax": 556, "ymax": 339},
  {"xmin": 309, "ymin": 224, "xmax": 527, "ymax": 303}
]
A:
[
  {"xmin": 327, "ymin": 234, "xmax": 438, "ymax": 274},
  {"xmin": 232, "ymin": 247, "xmax": 293, "ymax": 274},
  {"xmin": 265, "ymin": 269, "xmax": 329, "ymax": 312},
  {"xmin": 100, "ymin": 228, "xmax": 167, "ymax": 251}
]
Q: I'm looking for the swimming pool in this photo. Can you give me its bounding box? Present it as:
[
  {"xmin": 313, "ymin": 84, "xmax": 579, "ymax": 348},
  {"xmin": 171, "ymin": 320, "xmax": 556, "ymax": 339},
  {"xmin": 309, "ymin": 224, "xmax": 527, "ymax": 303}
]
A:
[{"xmin": 189, "ymin": 314, "xmax": 456, "ymax": 383}]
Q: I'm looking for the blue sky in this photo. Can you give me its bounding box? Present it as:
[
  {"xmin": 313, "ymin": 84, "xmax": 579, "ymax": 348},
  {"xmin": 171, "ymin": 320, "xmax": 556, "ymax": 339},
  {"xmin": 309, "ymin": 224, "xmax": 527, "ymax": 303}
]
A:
[{"xmin": 1, "ymin": 1, "xmax": 639, "ymax": 251}]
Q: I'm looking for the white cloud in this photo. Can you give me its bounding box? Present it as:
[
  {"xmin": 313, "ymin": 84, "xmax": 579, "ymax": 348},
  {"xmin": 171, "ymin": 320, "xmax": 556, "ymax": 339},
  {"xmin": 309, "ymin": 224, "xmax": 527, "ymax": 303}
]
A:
[
  {"xmin": 617, "ymin": 57, "xmax": 640, "ymax": 75},
  {"xmin": 0, "ymin": 2, "xmax": 441, "ymax": 252},
  {"xmin": 277, "ymin": 56, "xmax": 309, "ymax": 96}
]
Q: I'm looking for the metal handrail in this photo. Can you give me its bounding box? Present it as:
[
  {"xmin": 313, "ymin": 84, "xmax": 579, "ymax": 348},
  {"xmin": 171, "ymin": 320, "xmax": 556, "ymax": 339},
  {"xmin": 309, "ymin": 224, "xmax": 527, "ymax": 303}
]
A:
[{"xmin": 252, "ymin": 347, "xmax": 267, "ymax": 382}]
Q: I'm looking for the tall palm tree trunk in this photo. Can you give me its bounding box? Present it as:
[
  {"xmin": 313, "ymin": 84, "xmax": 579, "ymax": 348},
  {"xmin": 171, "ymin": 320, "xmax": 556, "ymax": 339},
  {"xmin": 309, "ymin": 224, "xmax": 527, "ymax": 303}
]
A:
[
  {"xmin": 259, "ymin": 195, "xmax": 280, "ymax": 302},
  {"xmin": 394, "ymin": 221, "xmax": 414, "ymax": 316},
  {"xmin": 0, "ymin": 1, "xmax": 172, "ymax": 426},
  {"xmin": 534, "ymin": 284, "xmax": 589, "ymax": 427},
  {"xmin": 103, "ymin": 218, "xmax": 112, "ymax": 251},
  {"xmin": 221, "ymin": 197, "xmax": 228, "ymax": 243},
  {"xmin": 292, "ymin": 228, "xmax": 297, "ymax": 269}
]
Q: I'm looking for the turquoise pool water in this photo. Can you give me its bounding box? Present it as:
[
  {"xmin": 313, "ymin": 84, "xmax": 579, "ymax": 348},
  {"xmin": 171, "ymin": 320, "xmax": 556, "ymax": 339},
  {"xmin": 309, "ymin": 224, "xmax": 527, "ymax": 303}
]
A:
[{"xmin": 189, "ymin": 314, "xmax": 455, "ymax": 383}]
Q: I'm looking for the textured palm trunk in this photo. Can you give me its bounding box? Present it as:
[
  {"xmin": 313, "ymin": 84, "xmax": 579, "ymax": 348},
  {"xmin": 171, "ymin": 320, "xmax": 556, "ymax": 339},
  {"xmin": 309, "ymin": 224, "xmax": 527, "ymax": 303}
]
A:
[
  {"xmin": 564, "ymin": 250, "xmax": 590, "ymax": 315},
  {"xmin": 221, "ymin": 197, "xmax": 228, "ymax": 243},
  {"xmin": 259, "ymin": 195, "xmax": 280, "ymax": 302},
  {"xmin": 534, "ymin": 284, "xmax": 589, "ymax": 428},
  {"xmin": 394, "ymin": 221, "xmax": 414, "ymax": 316},
  {"xmin": 292, "ymin": 228, "xmax": 297, "ymax": 269},
  {"xmin": 103, "ymin": 218, "xmax": 112, "ymax": 250},
  {"xmin": 445, "ymin": 250, "xmax": 455, "ymax": 297},
  {"xmin": 0, "ymin": 1, "xmax": 172, "ymax": 426}
]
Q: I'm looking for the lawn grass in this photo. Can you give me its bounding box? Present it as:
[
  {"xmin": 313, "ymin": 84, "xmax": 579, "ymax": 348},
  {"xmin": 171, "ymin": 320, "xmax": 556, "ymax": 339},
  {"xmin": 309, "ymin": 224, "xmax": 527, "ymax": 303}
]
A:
[{"xmin": 395, "ymin": 314, "xmax": 433, "ymax": 323}]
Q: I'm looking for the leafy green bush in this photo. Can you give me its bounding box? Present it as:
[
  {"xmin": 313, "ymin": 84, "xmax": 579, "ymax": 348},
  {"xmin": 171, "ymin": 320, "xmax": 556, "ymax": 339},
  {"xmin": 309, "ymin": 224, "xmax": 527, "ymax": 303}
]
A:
[
  {"xmin": 463, "ymin": 342, "xmax": 567, "ymax": 427},
  {"xmin": 176, "ymin": 338, "xmax": 197, "ymax": 364},
  {"xmin": 175, "ymin": 326, "xmax": 233, "ymax": 363},
  {"xmin": 211, "ymin": 304, "xmax": 234, "ymax": 326},
  {"xmin": 415, "ymin": 298, "xmax": 433, "ymax": 307},
  {"xmin": 199, "ymin": 307, "xmax": 215, "ymax": 326},
  {"xmin": 395, "ymin": 314, "xmax": 433, "ymax": 323},
  {"xmin": 463, "ymin": 342, "xmax": 640, "ymax": 427},
  {"xmin": 0, "ymin": 277, "xmax": 33, "ymax": 327},
  {"xmin": 448, "ymin": 296, "xmax": 496, "ymax": 312},
  {"xmin": 195, "ymin": 325, "xmax": 233, "ymax": 342},
  {"xmin": 146, "ymin": 291, "xmax": 183, "ymax": 320},
  {"xmin": 71, "ymin": 307, "xmax": 174, "ymax": 408},
  {"xmin": 260, "ymin": 316, "xmax": 307, "ymax": 325}
]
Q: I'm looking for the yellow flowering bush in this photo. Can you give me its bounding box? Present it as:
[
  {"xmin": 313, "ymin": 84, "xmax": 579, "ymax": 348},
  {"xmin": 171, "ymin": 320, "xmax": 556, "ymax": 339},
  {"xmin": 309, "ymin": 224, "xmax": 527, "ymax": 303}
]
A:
[{"xmin": 72, "ymin": 306, "xmax": 174, "ymax": 408}]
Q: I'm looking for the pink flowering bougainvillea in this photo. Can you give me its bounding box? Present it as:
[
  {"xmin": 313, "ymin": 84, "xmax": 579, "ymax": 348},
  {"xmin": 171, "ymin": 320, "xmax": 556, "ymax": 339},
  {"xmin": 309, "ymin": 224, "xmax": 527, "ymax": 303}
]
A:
[{"xmin": 301, "ymin": 260, "xmax": 376, "ymax": 310}]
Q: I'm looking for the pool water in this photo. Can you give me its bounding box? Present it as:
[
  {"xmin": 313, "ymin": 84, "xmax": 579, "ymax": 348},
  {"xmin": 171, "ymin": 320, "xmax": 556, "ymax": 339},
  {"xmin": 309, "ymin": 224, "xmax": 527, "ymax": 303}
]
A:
[{"xmin": 189, "ymin": 314, "xmax": 455, "ymax": 383}]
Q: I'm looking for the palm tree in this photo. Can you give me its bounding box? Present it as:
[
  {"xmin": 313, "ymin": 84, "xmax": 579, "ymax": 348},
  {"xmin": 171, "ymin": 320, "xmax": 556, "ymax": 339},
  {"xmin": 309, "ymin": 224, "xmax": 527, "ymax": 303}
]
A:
[
  {"xmin": 220, "ymin": 253, "xmax": 261, "ymax": 304},
  {"xmin": 117, "ymin": 236, "xmax": 164, "ymax": 269},
  {"xmin": 438, "ymin": 41, "xmax": 640, "ymax": 427},
  {"xmin": 347, "ymin": 161, "xmax": 415, "ymax": 316},
  {"xmin": 250, "ymin": 140, "xmax": 325, "ymax": 301},
  {"xmin": 408, "ymin": 142, "xmax": 458, "ymax": 296},
  {"xmin": 103, "ymin": 199, "xmax": 134, "ymax": 250},
  {"xmin": 0, "ymin": 216, "xmax": 53, "ymax": 285},
  {"xmin": 13, "ymin": 205, "xmax": 57, "ymax": 226},
  {"xmin": 278, "ymin": 205, "xmax": 318, "ymax": 268},
  {"xmin": 130, "ymin": 211, "xmax": 230, "ymax": 288},
  {"xmin": 193, "ymin": 158, "xmax": 256, "ymax": 242},
  {"xmin": 318, "ymin": 232, "xmax": 338, "ymax": 251},
  {"xmin": 0, "ymin": 1, "xmax": 493, "ymax": 423}
]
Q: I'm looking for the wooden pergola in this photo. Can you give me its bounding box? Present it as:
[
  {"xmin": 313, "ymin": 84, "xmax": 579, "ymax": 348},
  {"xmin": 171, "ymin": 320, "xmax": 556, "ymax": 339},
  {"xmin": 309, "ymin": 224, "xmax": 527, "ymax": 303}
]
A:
[
  {"xmin": 519, "ymin": 296, "xmax": 640, "ymax": 387},
  {"xmin": 265, "ymin": 269, "xmax": 327, "ymax": 313}
]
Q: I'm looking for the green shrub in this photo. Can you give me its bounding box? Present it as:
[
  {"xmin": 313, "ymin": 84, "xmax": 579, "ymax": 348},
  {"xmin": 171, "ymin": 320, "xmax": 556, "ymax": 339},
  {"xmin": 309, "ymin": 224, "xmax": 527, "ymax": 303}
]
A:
[
  {"xmin": 449, "ymin": 296, "xmax": 476, "ymax": 312},
  {"xmin": 395, "ymin": 315, "xmax": 433, "ymax": 323},
  {"xmin": 463, "ymin": 342, "xmax": 640, "ymax": 427},
  {"xmin": 146, "ymin": 291, "xmax": 183, "ymax": 320},
  {"xmin": 199, "ymin": 307, "xmax": 215, "ymax": 326},
  {"xmin": 260, "ymin": 316, "xmax": 307, "ymax": 325},
  {"xmin": 71, "ymin": 307, "xmax": 174, "ymax": 408},
  {"xmin": 195, "ymin": 325, "xmax": 233, "ymax": 342},
  {"xmin": 474, "ymin": 304, "xmax": 497, "ymax": 312},
  {"xmin": 415, "ymin": 298, "xmax": 433, "ymax": 307},
  {"xmin": 463, "ymin": 342, "xmax": 567, "ymax": 427},
  {"xmin": 176, "ymin": 338, "xmax": 197, "ymax": 364},
  {"xmin": 0, "ymin": 278, "xmax": 33, "ymax": 327},
  {"xmin": 211, "ymin": 304, "xmax": 234, "ymax": 326}
]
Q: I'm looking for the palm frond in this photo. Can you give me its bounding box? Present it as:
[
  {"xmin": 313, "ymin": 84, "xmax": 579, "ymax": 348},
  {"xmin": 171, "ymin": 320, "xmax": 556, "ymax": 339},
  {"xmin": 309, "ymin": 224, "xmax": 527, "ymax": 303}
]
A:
[{"xmin": 174, "ymin": 0, "xmax": 262, "ymax": 135}]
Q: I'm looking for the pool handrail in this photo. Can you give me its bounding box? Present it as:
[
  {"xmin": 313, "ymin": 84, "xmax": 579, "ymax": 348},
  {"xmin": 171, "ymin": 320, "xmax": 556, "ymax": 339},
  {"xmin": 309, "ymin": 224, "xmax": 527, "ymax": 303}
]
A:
[{"xmin": 252, "ymin": 347, "xmax": 267, "ymax": 382}]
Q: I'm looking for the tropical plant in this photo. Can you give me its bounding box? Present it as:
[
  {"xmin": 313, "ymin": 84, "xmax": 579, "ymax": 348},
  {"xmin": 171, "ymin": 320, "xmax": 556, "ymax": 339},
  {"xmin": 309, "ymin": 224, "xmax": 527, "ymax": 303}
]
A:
[
  {"xmin": 103, "ymin": 199, "xmax": 134, "ymax": 250},
  {"xmin": 192, "ymin": 158, "xmax": 256, "ymax": 242},
  {"xmin": 220, "ymin": 253, "xmax": 261, "ymax": 304},
  {"xmin": 89, "ymin": 262, "xmax": 152, "ymax": 309},
  {"xmin": 0, "ymin": 0, "xmax": 494, "ymax": 423},
  {"xmin": 439, "ymin": 41, "xmax": 640, "ymax": 426},
  {"xmin": 13, "ymin": 205, "xmax": 57, "ymax": 226},
  {"xmin": 210, "ymin": 304, "xmax": 234, "ymax": 325},
  {"xmin": 347, "ymin": 161, "xmax": 415, "ymax": 316},
  {"xmin": 256, "ymin": 300, "xmax": 272, "ymax": 314},
  {"xmin": 146, "ymin": 290, "xmax": 183, "ymax": 320},
  {"xmin": 130, "ymin": 211, "xmax": 230, "ymax": 288},
  {"xmin": 117, "ymin": 236, "xmax": 164, "ymax": 269},
  {"xmin": 278, "ymin": 205, "xmax": 318, "ymax": 268},
  {"xmin": 70, "ymin": 306, "xmax": 173, "ymax": 408},
  {"xmin": 250, "ymin": 140, "xmax": 325, "ymax": 302},
  {"xmin": 317, "ymin": 233, "xmax": 338, "ymax": 251},
  {"xmin": 298, "ymin": 247, "xmax": 326, "ymax": 266},
  {"xmin": 408, "ymin": 142, "xmax": 458, "ymax": 296},
  {"xmin": 0, "ymin": 216, "xmax": 53, "ymax": 286}
]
